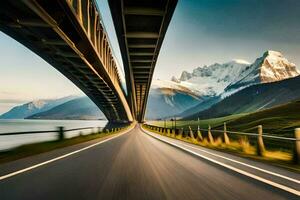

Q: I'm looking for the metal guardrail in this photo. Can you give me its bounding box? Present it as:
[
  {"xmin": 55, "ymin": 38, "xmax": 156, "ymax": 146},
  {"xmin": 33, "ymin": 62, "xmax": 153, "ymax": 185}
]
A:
[
  {"xmin": 197, "ymin": 128, "xmax": 298, "ymax": 141},
  {"xmin": 0, "ymin": 127, "xmax": 101, "ymax": 136},
  {"xmin": 143, "ymin": 123, "xmax": 300, "ymax": 164}
]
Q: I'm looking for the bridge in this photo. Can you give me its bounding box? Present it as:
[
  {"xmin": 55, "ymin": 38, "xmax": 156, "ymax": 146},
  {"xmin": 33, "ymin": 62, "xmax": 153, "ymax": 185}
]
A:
[
  {"xmin": 0, "ymin": 1, "xmax": 299, "ymax": 199},
  {"xmin": 0, "ymin": 0, "xmax": 177, "ymax": 123},
  {"xmin": 109, "ymin": 0, "xmax": 177, "ymax": 121}
]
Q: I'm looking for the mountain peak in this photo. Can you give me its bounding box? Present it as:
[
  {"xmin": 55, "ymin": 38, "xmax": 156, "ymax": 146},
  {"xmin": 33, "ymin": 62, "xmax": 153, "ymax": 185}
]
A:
[
  {"xmin": 259, "ymin": 50, "xmax": 299, "ymax": 83},
  {"xmin": 179, "ymin": 71, "xmax": 192, "ymax": 81},
  {"xmin": 29, "ymin": 100, "xmax": 46, "ymax": 110},
  {"xmin": 224, "ymin": 50, "xmax": 299, "ymax": 95},
  {"xmin": 263, "ymin": 50, "xmax": 283, "ymax": 58}
]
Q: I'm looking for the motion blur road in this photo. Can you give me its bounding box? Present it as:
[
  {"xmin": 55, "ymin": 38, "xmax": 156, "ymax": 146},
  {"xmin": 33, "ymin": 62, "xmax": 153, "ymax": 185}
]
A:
[{"xmin": 0, "ymin": 125, "xmax": 299, "ymax": 200}]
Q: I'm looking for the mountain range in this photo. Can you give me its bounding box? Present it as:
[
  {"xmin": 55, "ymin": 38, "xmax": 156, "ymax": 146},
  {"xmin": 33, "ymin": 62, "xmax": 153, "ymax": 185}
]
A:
[
  {"xmin": 0, "ymin": 96, "xmax": 76, "ymax": 119},
  {"xmin": 186, "ymin": 75, "xmax": 300, "ymax": 120},
  {"xmin": 146, "ymin": 50, "xmax": 299, "ymax": 119},
  {"xmin": 28, "ymin": 97, "xmax": 105, "ymax": 120},
  {"xmin": 0, "ymin": 96, "xmax": 105, "ymax": 120},
  {"xmin": 145, "ymin": 80, "xmax": 202, "ymax": 119},
  {"xmin": 1, "ymin": 50, "xmax": 299, "ymax": 121}
]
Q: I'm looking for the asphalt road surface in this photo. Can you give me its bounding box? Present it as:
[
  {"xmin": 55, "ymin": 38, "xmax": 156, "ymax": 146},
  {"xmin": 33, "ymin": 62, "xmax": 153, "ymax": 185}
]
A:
[{"xmin": 0, "ymin": 125, "xmax": 299, "ymax": 200}]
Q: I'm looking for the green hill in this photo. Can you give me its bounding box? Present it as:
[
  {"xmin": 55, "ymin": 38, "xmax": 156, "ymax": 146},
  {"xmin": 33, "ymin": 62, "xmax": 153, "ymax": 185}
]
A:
[
  {"xmin": 185, "ymin": 75, "xmax": 300, "ymax": 120},
  {"xmin": 222, "ymin": 100, "xmax": 300, "ymax": 137},
  {"xmin": 27, "ymin": 97, "xmax": 105, "ymax": 120}
]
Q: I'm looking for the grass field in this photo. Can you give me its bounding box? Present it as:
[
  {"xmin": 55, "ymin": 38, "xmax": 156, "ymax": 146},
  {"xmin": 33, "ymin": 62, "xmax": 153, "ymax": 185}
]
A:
[
  {"xmin": 147, "ymin": 100, "xmax": 300, "ymax": 159},
  {"xmin": 148, "ymin": 100, "xmax": 300, "ymax": 138},
  {"xmin": 148, "ymin": 113, "xmax": 247, "ymax": 130}
]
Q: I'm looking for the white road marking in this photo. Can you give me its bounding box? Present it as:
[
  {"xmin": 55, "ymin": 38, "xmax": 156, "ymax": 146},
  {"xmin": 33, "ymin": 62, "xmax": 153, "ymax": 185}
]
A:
[
  {"xmin": 0, "ymin": 126, "xmax": 134, "ymax": 181},
  {"xmin": 180, "ymin": 142, "xmax": 300, "ymax": 184},
  {"xmin": 142, "ymin": 128, "xmax": 300, "ymax": 196}
]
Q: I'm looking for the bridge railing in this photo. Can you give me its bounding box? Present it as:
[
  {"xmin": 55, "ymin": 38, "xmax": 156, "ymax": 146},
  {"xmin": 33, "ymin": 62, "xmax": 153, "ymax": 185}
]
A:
[
  {"xmin": 143, "ymin": 123, "xmax": 300, "ymax": 165},
  {"xmin": 67, "ymin": 0, "xmax": 122, "ymax": 89},
  {"xmin": 0, "ymin": 126, "xmax": 124, "ymax": 151}
]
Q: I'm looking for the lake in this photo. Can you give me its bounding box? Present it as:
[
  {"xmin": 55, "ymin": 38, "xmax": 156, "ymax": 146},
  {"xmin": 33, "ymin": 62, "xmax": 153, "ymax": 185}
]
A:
[{"xmin": 0, "ymin": 119, "xmax": 108, "ymax": 151}]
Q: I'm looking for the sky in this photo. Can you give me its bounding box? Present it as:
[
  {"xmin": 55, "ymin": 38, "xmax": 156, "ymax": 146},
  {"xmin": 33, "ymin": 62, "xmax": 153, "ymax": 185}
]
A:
[{"xmin": 1, "ymin": 0, "xmax": 300, "ymax": 114}]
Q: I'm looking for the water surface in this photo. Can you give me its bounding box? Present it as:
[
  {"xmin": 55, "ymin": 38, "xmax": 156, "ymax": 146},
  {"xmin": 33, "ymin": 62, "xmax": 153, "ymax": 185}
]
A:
[{"xmin": 0, "ymin": 119, "xmax": 108, "ymax": 151}]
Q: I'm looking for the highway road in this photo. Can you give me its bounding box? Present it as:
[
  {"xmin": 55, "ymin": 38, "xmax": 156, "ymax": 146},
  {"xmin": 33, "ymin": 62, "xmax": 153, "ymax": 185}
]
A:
[{"xmin": 0, "ymin": 125, "xmax": 299, "ymax": 200}]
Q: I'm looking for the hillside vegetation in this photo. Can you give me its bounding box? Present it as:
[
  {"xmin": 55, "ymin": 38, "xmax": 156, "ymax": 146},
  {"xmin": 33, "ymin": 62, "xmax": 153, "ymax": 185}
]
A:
[{"xmin": 150, "ymin": 100, "xmax": 300, "ymax": 138}]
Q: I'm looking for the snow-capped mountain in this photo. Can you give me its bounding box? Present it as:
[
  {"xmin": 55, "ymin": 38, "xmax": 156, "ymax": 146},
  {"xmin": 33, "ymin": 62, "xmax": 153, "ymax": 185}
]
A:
[
  {"xmin": 178, "ymin": 59, "xmax": 251, "ymax": 96},
  {"xmin": 145, "ymin": 79, "xmax": 202, "ymax": 119},
  {"xmin": 225, "ymin": 50, "xmax": 300, "ymax": 95},
  {"xmin": 174, "ymin": 50, "xmax": 299, "ymax": 98},
  {"xmin": 0, "ymin": 96, "xmax": 77, "ymax": 119},
  {"xmin": 148, "ymin": 50, "xmax": 299, "ymax": 119},
  {"xmin": 28, "ymin": 97, "xmax": 105, "ymax": 120}
]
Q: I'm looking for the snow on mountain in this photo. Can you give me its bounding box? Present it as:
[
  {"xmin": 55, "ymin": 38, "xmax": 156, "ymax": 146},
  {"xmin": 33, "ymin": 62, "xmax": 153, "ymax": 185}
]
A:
[
  {"xmin": 148, "ymin": 50, "xmax": 300, "ymax": 119},
  {"xmin": 170, "ymin": 50, "xmax": 299, "ymax": 99},
  {"xmin": 150, "ymin": 50, "xmax": 299, "ymax": 119},
  {"xmin": 0, "ymin": 96, "xmax": 77, "ymax": 119},
  {"xmin": 176, "ymin": 59, "xmax": 251, "ymax": 96},
  {"xmin": 28, "ymin": 97, "xmax": 105, "ymax": 120},
  {"xmin": 146, "ymin": 80, "xmax": 202, "ymax": 119},
  {"xmin": 151, "ymin": 79, "xmax": 199, "ymax": 97},
  {"xmin": 225, "ymin": 50, "xmax": 300, "ymax": 95}
]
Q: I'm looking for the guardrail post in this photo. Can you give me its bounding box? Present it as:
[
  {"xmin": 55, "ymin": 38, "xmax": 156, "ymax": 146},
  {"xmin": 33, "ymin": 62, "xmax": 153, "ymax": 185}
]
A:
[
  {"xmin": 189, "ymin": 126, "xmax": 195, "ymax": 141},
  {"xmin": 197, "ymin": 126, "xmax": 203, "ymax": 141},
  {"xmin": 224, "ymin": 122, "xmax": 230, "ymax": 145},
  {"xmin": 57, "ymin": 126, "xmax": 65, "ymax": 140},
  {"xmin": 293, "ymin": 128, "xmax": 300, "ymax": 164},
  {"xmin": 178, "ymin": 128, "xmax": 183, "ymax": 139},
  {"xmin": 257, "ymin": 125, "xmax": 265, "ymax": 156},
  {"xmin": 208, "ymin": 125, "xmax": 214, "ymax": 144}
]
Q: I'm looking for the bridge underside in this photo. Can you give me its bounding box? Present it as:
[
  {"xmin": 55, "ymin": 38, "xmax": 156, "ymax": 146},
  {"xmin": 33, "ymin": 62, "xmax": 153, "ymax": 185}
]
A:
[
  {"xmin": 109, "ymin": 0, "xmax": 177, "ymax": 122},
  {"xmin": 0, "ymin": 0, "xmax": 132, "ymax": 122}
]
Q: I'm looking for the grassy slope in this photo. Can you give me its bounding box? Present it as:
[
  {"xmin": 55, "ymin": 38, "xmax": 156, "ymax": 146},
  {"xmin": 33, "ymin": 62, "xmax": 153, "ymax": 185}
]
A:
[
  {"xmin": 149, "ymin": 100, "xmax": 300, "ymax": 138},
  {"xmin": 185, "ymin": 76, "xmax": 300, "ymax": 120},
  {"xmin": 148, "ymin": 113, "xmax": 247, "ymax": 130},
  {"xmin": 223, "ymin": 100, "xmax": 300, "ymax": 137}
]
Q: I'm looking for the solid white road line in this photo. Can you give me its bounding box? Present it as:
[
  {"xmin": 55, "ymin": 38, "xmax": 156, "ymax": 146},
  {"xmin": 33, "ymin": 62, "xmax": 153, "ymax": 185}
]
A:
[
  {"xmin": 142, "ymin": 128, "xmax": 300, "ymax": 196},
  {"xmin": 0, "ymin": 126, "xmax": 134, "ymax": 181},
  {"xmin": 180, "ymin": 142, "xmax": 300, "ymax": 184}
]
